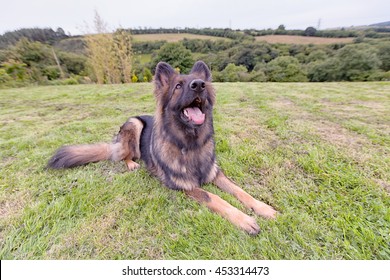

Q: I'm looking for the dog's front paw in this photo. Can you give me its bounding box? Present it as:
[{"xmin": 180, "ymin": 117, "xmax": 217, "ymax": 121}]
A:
[
  {"xmin": 239, "ymin": 214, "xmax": 260, "ymax": 235},
  {"xmin": 125, "ymin": 160, "xmax": 140, "ymax": 171},
  {"xmin": 251, "ymin": 201, "xmax": 278, "ymax": 219}
]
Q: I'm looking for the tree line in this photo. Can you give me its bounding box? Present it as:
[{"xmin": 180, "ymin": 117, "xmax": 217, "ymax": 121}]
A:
[
  {"xmin": 0, "ymin": 26, "xmax": 389, "ymax": 87},
  {"xmin": 127, "ymin": 26, "xmax": 390, "ymax": 39}
]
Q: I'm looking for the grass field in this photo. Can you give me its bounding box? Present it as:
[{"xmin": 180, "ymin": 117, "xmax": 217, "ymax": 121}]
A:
[
  {"xmin": 256, "ymin": 35, "xmax": 355, "ymax": 45},
  {"xmin": 0, "ymin": 82, "xmax": 389, "ymax": 259},
  {"xmin": 133, "ymin": 33, "xmax": 354, "ymax": 45},
  {"xmin": 133, "ymin": 33, "xmax": 231, "ymax": 42}
]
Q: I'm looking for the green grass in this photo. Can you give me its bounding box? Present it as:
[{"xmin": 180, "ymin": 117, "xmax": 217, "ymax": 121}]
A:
[{"xmin": 0, "ymin": 82, "xmax": 389, "ymax": 259}]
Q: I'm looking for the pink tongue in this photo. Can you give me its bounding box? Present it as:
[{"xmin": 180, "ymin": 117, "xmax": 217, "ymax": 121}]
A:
[{"xmin": 184, "ymin": 107, "xmax": 205, "ymax": 125}]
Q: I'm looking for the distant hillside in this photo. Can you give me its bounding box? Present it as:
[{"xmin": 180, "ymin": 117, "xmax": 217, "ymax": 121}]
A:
[{"xmin": 369, "ymin": 21, "xmax": 390, "ymax": 27}]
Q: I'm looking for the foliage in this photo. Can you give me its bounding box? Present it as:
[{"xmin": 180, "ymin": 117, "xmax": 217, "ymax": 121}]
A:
[
  {"xmin": 182, "ymin": 38, "xmax": 236, "ymax": 53},
  {"xmin": 0, "ymin": 27, "xmax": 68, "ymax": 49},
  {"xmin": 133, "ymin": 41, "xmax": 166, "ymax": 54},
  {"xmin": 308, "ymin": 44, "xmax": 382, "ymax": 82},
  {"xmin": 85, "ymin": 12, "xmax": 133, "ymax": 84},
  {"xmin": 58, "ymin": 51, "xmax": 87, "ymax": 75},
  {"xmin": 307, "ymin": 59, "xmax": 340, "ymax": 82},
  {"xmin": 112, "ymin": 29, "xmax": 133, "ymax": 83},
  {"xmin": 265, "ymin": 56, "xmax": 307, "ymax": 82},
  {"xmin": 1, "ymin": 26, "xmax": 390, "ymax": 86},
  {"xmin": 214, "ymin": 63, "xmax": 248, "ymax": 82},
  {"xmin": 1, "ymin": 59, "xmax": 29, "ymax": 81},
  {"xmin": 336, "ymin": 44, "xmax": 381, "ymax": 81},
  {"xmin": 0, "ymin": 68, "xmax": 11, "ymax": 84},
  {"xmin": 0, "ymin": 38, "xmax": 90, "ymax": 87},
  {"xmin": 142, "ymin": 68, "xmax": 153, "ymax": 82},
  {"xmin": 377, "ymin": 42, "xmax": 390, "ymax": 71},
  {"xmin": 304, "ymin": 27, "xmax": 317, "ymax": 37},
  {"xmin": 152, "ymin": 42, "xmax": 194, "ymax": 73},
  {"xmin": 131, "ymin": 72, "xmax": 138, "ymax": 83}
]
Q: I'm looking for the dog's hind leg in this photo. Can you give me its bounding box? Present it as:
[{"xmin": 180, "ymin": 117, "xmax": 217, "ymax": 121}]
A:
[
  {"xmin": 213, "ymin": 170, "xmax": 278, "ymax": 219},
  {"xmin": 113, "ymin": 117, "xmax": 144, "ymax": 171},
  {"xmin": 185, "ymin": 187, "xmax": 260, "ymax": 235}
]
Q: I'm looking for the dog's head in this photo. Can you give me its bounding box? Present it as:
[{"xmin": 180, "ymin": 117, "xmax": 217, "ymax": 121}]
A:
[{"xmin": 153, "ymin": 61, "xmax": 215, "ymax": 137}]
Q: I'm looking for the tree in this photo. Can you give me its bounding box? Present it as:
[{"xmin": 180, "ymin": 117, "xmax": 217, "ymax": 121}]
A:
[
  {"xmin": 307, "ymin": 58, "xmax": 340, "ymax": 82},
  {"xmin": 275, "ymin": 24, "xmax": 287, "ymax": 35},
  {"xmin": 377, "ymin": 42, "xmax": 390, "ymax": 71},
  {"xmin": 306, "ymin": 50, "xmax": 327, "ymax": 63},
  {"xmin": 336, "ymin": 44, "xmax": 381, "ymax": 81},
  {"xmin": 304, "ymin": 27, "xmax": 317, "ymax": 36},
  {"xmin": 308, "ymin": 44, "xmax": 381, "ymax": 81},
  {"xmin": 152, "ymin": 42, "xmax": 194, "ymax": 73},
  {"xmin": 218, "ymin": 63, "xmax": 248, "ymax": 82},
  {"xmin": 265, "ymin": 56, "xmax": 307, "ymax": 82}
]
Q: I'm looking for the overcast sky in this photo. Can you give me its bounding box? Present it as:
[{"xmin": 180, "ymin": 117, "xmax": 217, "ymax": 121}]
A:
[{"xmin": 1, "ymin": 0, "xmax": 389, "ymax": 35}]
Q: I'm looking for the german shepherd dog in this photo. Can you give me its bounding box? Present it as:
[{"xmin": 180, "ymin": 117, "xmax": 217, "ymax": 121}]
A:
[{"xmin": 48, "ymin": 61, "xmax": 277, "ymax": 235}]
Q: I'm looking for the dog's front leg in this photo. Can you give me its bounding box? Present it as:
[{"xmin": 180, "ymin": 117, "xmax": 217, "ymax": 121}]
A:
[
  {"xmin": 185, "ymin": 187, "xmax": 260, "ymax": 235},
  {"xmin": 213, "ymin": 170, "xmax": 278, "ymax": 219}
]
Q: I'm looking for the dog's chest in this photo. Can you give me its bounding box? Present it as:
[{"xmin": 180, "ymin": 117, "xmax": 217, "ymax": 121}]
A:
[{"xmin": 154, "ymin": 140, "xmax": 216, "ymax": 190}]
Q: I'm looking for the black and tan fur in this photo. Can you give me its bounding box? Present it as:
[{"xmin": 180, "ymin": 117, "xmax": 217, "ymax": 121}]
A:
[{"xmin": 48, "ymin": 61, "xmax": 277, "ymax": 235}]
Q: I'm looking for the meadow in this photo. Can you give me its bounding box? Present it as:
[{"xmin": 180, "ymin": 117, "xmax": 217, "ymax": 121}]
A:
[
  {"xmin": 0, "ymin": 82, "xmax": 389, "ymax": 259},
  {"xmin": 255, "ymin": 35, "xmax": 355, "ymax": 45},
  {"xmin": 133, "ymin": 33, "xmax": 355, "ymax": 45},
  {"xmin": 132, "ymin": 33, "xmax": 231, "ymax": 42}
]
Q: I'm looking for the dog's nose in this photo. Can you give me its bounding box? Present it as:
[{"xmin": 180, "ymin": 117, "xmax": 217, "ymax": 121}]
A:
[{"xmin": 189, "ymin": 79, "xmax": 206, "ymax": 92}]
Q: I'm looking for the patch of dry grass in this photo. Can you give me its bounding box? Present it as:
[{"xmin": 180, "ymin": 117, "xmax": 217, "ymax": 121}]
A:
[{"xmin": 256, "ymin": 35, "xmax": 355, "ymax": 45}]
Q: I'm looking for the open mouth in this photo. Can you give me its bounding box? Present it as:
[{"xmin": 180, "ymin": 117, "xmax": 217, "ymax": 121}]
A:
[{"xmin": 182, "ymin": 97, "xmax": 205, "ymax": 125}]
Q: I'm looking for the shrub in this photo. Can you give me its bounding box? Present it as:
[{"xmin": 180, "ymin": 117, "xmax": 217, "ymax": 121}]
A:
[
  {"xmin": 131, "ymin": 72, "xmax": 138, "ymax": 83},
  {"xmin": 152, "ymin": 42, "xmax": 194, "ymax": 73},
  {"xmin": 0, "ymin": 68, "xmax": 11, "ymax": 84},
  {"xmin": 249, "ymin": 70, "xmax": 267, "ymax": 82},
  {"xmin": 43, "ymin": 65, "xmax": 61, "ymax": 80},
  {"xmin": 218, "ymin": 63, "xmax": 248, "ymax": 82},
  {"xmin": 367, "ymin": 71, "xmax": 390, "ymax": 81},
  {"xmin": 307, "ymin": 59, "xmax": 340, "ymax": 82},
  {"xmin": 1, "ymin": 59, "xmax": 29, "ymax": 81},
  {"xmin": 377, "ymin": 42, "xmax": 390, "ymax": 71},
  {"xmin": 142, "ymin": 68, "xmax": 153, "ymax": 82},
  {"xmin": 336, "ymin": 44, "xmax": 381, "ymax": 81},
  {"xmin": 265, "ymin": 56, "xmax": 307, "ymax": 82}
]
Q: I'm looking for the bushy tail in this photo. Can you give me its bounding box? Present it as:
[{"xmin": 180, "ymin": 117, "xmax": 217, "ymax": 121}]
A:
[
  {"xmin": 48, "ymin": 117, "xmax": 144, "ymax": 169},
  {"xmin": 47, "ymin": 142, "xmax": 125, "ymax": 169}
]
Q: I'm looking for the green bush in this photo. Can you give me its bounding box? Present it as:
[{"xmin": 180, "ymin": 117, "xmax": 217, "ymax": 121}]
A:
[
  {"xmin": 265, "ymin": 56, "xmax": 307, "ymax": 82},
  {"xmin": 43, "ymin": 66, "xmax": 61, "ymax": 80},
  {"xmin": 1, "ymin": 60, "xmax": 29, "ymax": 81},
  {"xmin": 152, "ymin": 42, "xmax": 194, "ymax": 73},
  {"xmin": 377, "ymin": 42, "xmax": 390, "ymax": 71},
  {"xmin": 142, "ymin": 68, "xmax": 153, "ymax": 82},
  {"xmin": 249, "ymin": 70, "xmax": 267, "ymax": 82},
  {"xmin": 336, "ymin": 44, "xmax": 381, "ymax": 81},
  {"xmin": 367, "ymin": 71, "xmax": 390, "ymax": 81},
  {"xmin": 58, "ymin": 52, "xmax": 87, "ymax": 75},
  {"xmin": 307, "ymin": 59, "xmax": 340, "ymax": 82},
  {"xmin": 217, "ymin": 63, "xmax": 248, "ymax": 82},
  {"xmin": 0, "ymin": 68, "xmax": 11, "ymax": 84}
]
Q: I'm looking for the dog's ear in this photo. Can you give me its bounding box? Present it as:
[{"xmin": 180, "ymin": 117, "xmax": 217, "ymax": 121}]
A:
[
  {"xmin": 154, "ymin": 62, "xmax": 176, "ymax": 91},
  {"xmin": 190, "ymin": 61, "xmax": 211, "ymax": 81}
]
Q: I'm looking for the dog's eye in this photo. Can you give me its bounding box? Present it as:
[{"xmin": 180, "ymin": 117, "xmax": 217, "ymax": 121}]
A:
[{"xmin": 175, "ymin": 83, "xmax": 182, "ymax": 90}]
